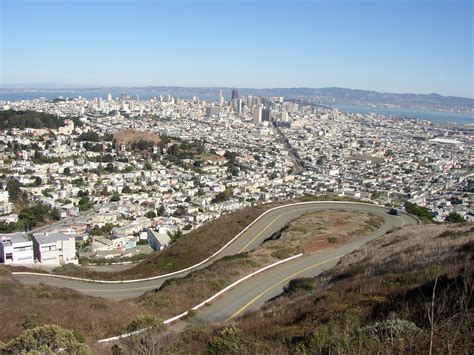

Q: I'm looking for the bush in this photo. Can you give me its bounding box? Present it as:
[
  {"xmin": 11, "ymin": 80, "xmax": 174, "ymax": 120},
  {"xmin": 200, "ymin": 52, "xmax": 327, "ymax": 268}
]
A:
[
  {"xmin": 405, "ymin": 202, "xmax": 434, "ymax": 221},
  {"xmin": 208, "ymin": 327, "xmax": 253, "ymax": 354},
  {"xmin": 124, "ymin": 314, "xmax": 164, "ymax": 333},
  {"xmin": 445, "ymin": 212, "xmax": 465, "ymax": 223},
  {"xmin": 2, "ymin": 324, "xmax": 91, "ymax": 354},
  {"xmin": 284, "ymin": 277, "xmax": 315, "ymax": 293}
]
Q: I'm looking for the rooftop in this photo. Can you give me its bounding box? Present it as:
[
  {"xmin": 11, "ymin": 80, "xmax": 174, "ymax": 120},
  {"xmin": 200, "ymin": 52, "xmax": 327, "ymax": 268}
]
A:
[
  {"xmin": 0, "ymin": 232, "xmax": 30, "ymax": 244},
  {"xmin": 32, "ymin": 232, "xmax": 71, "ymax": 244}
]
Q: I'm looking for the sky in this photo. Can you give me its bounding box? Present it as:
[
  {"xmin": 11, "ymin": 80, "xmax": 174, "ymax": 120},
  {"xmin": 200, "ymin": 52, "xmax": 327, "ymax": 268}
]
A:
[{"xmin": 0, "ymin": 0, "xmax": 473, "ymax": 97}]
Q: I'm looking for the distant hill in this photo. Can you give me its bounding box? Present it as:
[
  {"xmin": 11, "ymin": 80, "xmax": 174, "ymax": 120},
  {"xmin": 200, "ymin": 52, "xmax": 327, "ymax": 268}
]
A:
[{"xmin": 1, "ymin": 86, "xmax": 473, "ymax": 113}]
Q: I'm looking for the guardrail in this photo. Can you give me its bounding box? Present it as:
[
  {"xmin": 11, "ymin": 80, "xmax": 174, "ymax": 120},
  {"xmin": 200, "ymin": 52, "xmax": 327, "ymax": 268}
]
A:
[
  {"xmin": 12, "ymin": 201, "xmax": 406, "ymax": 284},
  {"xmin": 97, "ymin": 253, "xmax": 304, "ymax": 343}
]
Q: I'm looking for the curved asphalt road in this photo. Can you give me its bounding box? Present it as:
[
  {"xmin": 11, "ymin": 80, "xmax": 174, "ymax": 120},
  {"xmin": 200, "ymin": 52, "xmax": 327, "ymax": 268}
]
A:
[{"xmin": 13, "ymin": 203, "xmax": 417, "ymax": 306}]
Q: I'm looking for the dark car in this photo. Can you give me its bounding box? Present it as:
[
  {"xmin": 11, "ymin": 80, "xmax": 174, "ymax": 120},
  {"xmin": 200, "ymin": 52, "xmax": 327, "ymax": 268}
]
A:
[{"xmin": 389, "ymin": 208, "xmax": 400, "ymax": 215}]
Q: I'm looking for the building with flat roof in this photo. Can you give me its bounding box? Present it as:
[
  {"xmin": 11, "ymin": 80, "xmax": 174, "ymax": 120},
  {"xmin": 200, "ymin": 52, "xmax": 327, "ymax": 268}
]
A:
[
  {"xmin": 32, "ymin": 232, "xmax": 78, "ymax": 265},
  {"xmin": 146, "ymin": 228, "xmax": 170, "ymax": 251},
  {"xmin": 0, "ymin": 233, "xmax": 34, "ymax": 264}
]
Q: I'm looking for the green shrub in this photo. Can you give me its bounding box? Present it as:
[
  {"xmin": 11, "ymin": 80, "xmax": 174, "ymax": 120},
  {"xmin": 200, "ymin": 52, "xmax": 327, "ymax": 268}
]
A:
[
  {"xmin": 284, "ymin": 277, "xmax": 315, "ymax": 293},
  {"xmin": 208, "ymin": 327, "xmax": 253, "ymax": 354},
  {"xmin": 124, "ymin": 314, "xmax": 164, "ymax": 333},
  {"xmin": 271, "ymin": 247, "xmax": 295, "ymax": 259},
  {"xmin": 2, "ymin": 324, "xmax": 91, "ymax": 354}
]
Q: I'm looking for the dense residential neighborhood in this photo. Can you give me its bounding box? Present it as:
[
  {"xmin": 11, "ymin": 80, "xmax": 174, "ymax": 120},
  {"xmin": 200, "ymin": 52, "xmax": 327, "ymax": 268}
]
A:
[{"xmin": 0, "ymin": 92, "xmax": 472, "ymax": 266}]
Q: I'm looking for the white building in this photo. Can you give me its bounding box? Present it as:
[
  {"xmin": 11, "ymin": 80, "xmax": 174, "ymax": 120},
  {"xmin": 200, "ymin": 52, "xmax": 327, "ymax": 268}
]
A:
[
  {"xmin": 253, "ymin": 105, "xmax": 262, "ymax": 126},
  {"xmin": 146, "ymin": 228, "xmax": 170, "ymax": 251},
  {"xmin": 0, "ymin": 191, "xmax": 9, "ymax": 203},
  {"xmin": 0, "ymin": 233, "xmax": 34, "ymax": 264},
  {"xmin": 0, "ymin": 190, "xmax": 13, "ymax": 216},
  {"xmin": 32, "ymin": 232, "xmax": 78, "ymax": 265}
]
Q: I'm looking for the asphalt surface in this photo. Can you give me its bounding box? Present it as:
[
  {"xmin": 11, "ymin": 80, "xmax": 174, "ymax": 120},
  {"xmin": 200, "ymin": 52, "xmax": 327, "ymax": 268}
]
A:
[{"xmin": 13, "ymin": 202, "xmax": 417, "ymax": 308}]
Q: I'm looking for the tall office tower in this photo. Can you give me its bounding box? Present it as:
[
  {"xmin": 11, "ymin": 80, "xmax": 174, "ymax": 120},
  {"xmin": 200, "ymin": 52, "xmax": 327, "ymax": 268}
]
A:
[
  {"xmin": 262, "ymin": 108, "xmax": 271, "ymax": 122},
  {"xmin": 135, "ymin": 94, "xmax": 140, "ymax": 102},
  {"xmin": 219, "ymin": 90, "xmax": 224, "ymax": 106},
  {"xmin": 107, "ymin": 93, "xmax": 112, "ymax": 102},
  {"xmin": 253, "ymin": 105, "xmax": 262, "ymax": 126},
  {"xmin": 231, "ymin": 99, "xmax": 238, "ymax": 113},
  {"xmin": 247, "ymin": 95, "xmax": 253, "ymax": 108},
  {"xmin": 237, "ymin": 98, "xmax": 243, "ymax": 114},
  {"xmin": 231, "ymin": 89, "xmax": 239, "ymax": 100}
]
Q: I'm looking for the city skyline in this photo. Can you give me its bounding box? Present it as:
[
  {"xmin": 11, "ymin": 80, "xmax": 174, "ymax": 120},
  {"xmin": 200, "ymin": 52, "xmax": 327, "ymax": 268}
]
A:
[{"xmin": 1, "ymin": 0, "xmax": 473, "ymax": 98}]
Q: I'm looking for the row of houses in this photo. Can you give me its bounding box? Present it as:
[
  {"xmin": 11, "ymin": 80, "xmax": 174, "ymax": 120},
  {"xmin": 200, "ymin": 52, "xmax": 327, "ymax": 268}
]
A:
[{"xmin": 0, "ymin": 232, "xmax": 77, "ymax": 265}]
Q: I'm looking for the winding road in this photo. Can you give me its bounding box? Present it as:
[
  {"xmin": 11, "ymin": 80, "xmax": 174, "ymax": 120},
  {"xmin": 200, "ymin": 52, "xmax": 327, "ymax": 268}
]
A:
[{"xmin": 13, "ymin": 202, "xmax": 417, "ymax": 323}]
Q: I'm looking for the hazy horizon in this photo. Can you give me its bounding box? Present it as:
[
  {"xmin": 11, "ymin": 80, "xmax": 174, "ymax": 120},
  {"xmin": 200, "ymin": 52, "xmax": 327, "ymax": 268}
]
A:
[
  {"xmin": 1, "ymin": 0, "xmax": 472, "ymax": 98},
  {"xmin": 1, "ymin": 83, "xmax": 473, "ymax": 100}
]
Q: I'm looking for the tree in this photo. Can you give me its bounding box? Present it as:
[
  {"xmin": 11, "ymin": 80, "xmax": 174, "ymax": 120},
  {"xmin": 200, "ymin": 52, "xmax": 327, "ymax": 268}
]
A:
[
  {"xmin": 33, "ymin": 176, "xmax": 42, "ymax": 187},
  {"xmin": 146, "ymin": 211, "xmax": 156, "ymax": 219},
  {"xmin": 78, "ymin": 196, "xmax": 91, "ymax": 211},
  {"xmin": 51, "ymin": 208, "xmax": 61, "ymax": 221},
  {"xmin": 173, "ymin": 205, "xmax": 186, "ymax": 217},
  {"xmin": 212, "ymin": 188, "xmax": 233, "ymax": 203},
  {"xmin": 404, "ymin": 202, "xmax": 434, "ymax": 221},
  {"xmin": 63, "ymin": 167, "xmax": 71, "ymax": 176},
  {"xmin": 110, "ymin": 193, "xmax": 120, "ymax": 202},
  {"xmin": 167, "ymin": 229, "xmax": 183, "ymax": 244},
  {"xmin": 157, "ymin": 205, "xmax": 165, "ymax": 216},
  {"xmin": 77, "ymin": 131, "xmax": 100, "ymax": 142},
  {"xmin": 122, "ymin": 186, "xmax": 132, "ymax": 194},
  {"xmin": 105, "ymin": 162, "xmax": 116, "ymax": 173},
  {"xmin": 6, "ymin": 178, "xmax": 21, "ymax": 201},
  {"xmin": 445, "ymin": 212, "xmax": 465, "ymax": 223}
]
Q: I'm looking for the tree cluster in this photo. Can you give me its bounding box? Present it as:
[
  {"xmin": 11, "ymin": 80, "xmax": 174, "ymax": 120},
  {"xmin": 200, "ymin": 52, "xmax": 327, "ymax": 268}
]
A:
[{"xmin": 0, "ymin": 110, "xmax": 63, "ymax": 129}]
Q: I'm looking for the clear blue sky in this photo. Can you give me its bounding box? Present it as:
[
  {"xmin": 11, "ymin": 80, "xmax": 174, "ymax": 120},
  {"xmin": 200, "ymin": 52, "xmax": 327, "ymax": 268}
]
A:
[{"xmin": 1, "ymin": 0, "xmax": 472, "ymax": 97}]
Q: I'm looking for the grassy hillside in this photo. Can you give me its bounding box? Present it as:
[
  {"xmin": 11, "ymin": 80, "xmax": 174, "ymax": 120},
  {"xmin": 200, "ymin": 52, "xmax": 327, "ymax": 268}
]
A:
[
  {"xmin": 116, "ymin": 223, "xmax": 473, "ymax": 354},
  {"xmin": 0, "ymin": 267, "xmax": 148, "ymax": 344}
]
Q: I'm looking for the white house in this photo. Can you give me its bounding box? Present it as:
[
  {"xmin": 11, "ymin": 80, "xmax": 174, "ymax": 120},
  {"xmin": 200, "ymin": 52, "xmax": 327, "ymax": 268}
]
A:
[
  {"xmin": 0, "ymin": 233, "xmax": 34, "ymax": 264},
  {"xmin": 32, "ymin": 232, "xmax": 78, "ymax": 265},
  {"xmin": 0, "ymin": 190, "xmax": 13, "ymax": 216},
  {"xmin": 146, "ymin": 228, "xmax": 170, "ymax": 251}
]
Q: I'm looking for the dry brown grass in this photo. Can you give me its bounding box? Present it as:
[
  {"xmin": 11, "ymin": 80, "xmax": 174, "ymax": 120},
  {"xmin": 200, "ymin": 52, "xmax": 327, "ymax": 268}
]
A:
[
  {"xmin": 114, "ymin": 129, "xmax": 161, "ymax": 145},
  {"xmin": 136, "ymin": 254, "xmax": 262, "ymax": 320},
  {"xmin": 0, "ymin": 267, "xmax": 147, "ymax": 344},
  {"xmin": 253, "ymin": 210, "xmax": 383, "ymax": 258}
]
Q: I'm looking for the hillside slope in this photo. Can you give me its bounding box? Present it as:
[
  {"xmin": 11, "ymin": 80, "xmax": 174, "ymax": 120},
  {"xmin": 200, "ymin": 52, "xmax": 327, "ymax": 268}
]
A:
[{"xmin": 126, "ymin": 223, "xmax": 473, "ymax": 354}]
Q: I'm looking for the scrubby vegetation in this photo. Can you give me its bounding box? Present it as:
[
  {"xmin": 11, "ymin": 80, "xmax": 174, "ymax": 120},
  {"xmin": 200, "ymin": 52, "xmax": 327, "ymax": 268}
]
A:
[
  {"xmin": 0, "ymin": 324, "xmax": 91, "ymax": 354},
  {"xmin": 135, "ymin": 253, "xmax": 261, "ymax": 320},
  {"xmin": 0, "ymin": 267, "xmax": 148, "ymax": 344}
]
